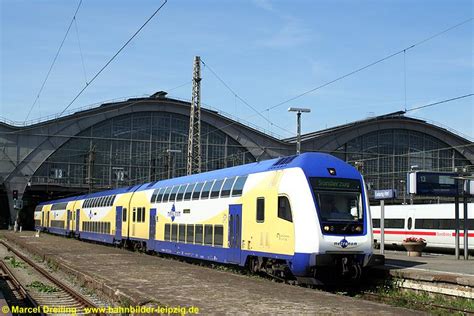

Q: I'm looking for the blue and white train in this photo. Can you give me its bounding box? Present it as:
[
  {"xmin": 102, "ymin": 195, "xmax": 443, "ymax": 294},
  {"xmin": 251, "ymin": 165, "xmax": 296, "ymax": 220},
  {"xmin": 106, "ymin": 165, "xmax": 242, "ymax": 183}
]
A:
[{"xmin": 34, "ymin": 153, "xmax": 383, "ymax": 284}]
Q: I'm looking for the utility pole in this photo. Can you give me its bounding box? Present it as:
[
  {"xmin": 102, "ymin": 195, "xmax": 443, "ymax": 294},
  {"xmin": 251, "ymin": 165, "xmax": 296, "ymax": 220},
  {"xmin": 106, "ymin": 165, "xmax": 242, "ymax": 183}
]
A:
[
  {"xmin": 86, "ymin": 145, "xmax": 96, "ymax": 193},
  {"xmin": 187, "ymin": 56, "xmax": 202, "ymax": 175}
]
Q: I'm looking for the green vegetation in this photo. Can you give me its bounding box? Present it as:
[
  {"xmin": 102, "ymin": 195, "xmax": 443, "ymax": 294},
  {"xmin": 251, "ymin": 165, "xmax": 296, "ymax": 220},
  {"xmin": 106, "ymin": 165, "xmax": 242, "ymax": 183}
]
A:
[
  {"xmin": 46, "ymin": 259, "xmax": 59, "ymax": 272},
  {"xmin": 4, "ymin": 256, "xmax": 26, "ymax": 269},
  {"xmin": 357, "ymin": 279, "xmax": 474, "ymax": 315},
  {"xmin": 27, "ymin": 281, "xmax": 59, "ymax": 293}
]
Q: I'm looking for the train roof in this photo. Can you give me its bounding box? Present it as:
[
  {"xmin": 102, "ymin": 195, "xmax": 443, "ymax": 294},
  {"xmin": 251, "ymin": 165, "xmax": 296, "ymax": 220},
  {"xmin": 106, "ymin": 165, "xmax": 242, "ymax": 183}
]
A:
[{"xmin": 39, "ymin": 152, "xmax": 360, "ymax": 205}]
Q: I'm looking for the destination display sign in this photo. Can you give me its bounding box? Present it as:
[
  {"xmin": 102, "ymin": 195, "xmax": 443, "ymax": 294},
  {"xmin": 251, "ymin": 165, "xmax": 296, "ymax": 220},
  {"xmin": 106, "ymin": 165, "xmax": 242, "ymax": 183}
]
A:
[
  {"xmin": 310, "ymin": 178, "xmax": 361, "ymax": 191},
  {"xmin": 408, "ymin": 172, "xmax": 459, "ymax": 196}
]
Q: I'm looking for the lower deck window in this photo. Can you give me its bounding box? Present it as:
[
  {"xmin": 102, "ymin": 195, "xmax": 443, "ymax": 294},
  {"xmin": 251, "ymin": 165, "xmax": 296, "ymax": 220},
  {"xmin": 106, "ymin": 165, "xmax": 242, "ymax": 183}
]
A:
[
  {"xmin": 179, "ymin": 224, "xmax": 186, "ymax": 242},
  {"xmin": 195, "ymin": 225, "xmax": 203, "ymax": 244},
  {"xmin": 204, "ymin": 224, "xmax": 213, "ymax": 246},
  {"xmin": 186, "ymin": 225, "xmax": 195, "ymax": 243},
  {"xmin": 164, "ymin": 224, "xmax": 171, "ymax": 241},
  {"xmin": 171, "ymin": 224, "xmax": 178, "ymax": 242},
  {"xmin": 214, "ymin": 225, "xmax": 223, "ymax": 247}
]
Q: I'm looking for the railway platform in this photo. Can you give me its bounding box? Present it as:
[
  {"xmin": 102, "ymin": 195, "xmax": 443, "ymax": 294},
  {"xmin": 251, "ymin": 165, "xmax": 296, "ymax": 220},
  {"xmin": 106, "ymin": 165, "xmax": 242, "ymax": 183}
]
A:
[
  {"xmin": 373, "ymin": 250, "xmax": 473, "ymax": 298},
  {"xmin": 0, "ymin": 231, "xmax": 422, "ymax": 315}
]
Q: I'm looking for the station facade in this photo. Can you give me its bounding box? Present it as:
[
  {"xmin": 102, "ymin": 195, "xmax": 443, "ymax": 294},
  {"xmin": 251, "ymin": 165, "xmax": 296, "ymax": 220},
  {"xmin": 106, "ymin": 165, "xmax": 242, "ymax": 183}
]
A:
[{"xmin": 1, "ymin": 92, "xmax": 473, "ymax": 227}]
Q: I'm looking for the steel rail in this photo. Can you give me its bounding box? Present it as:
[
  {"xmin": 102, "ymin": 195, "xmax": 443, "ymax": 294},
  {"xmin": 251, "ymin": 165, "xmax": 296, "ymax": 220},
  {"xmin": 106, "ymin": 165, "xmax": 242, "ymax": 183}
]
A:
[
  {"xmin": 0, "ymin": 260, "xmax": 40, "ymax": 312},
  {"xmin": 0, "ymin": 239, "xmax": 98, "ymax": 309}
]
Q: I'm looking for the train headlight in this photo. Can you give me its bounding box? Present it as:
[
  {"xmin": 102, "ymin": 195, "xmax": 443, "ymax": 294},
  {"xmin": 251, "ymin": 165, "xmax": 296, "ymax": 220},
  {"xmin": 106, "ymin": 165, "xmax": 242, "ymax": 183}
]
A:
[
  {"xmin": 330, "ymin": 226, "xmax": 334, "ymax": 232},
  {"xmin": 323, "ymin": 225, "xmax": 330, "ymax": 232},
  {"xmin": 355, "ymin": 226, "xmax": 362, "ymax": 232}
]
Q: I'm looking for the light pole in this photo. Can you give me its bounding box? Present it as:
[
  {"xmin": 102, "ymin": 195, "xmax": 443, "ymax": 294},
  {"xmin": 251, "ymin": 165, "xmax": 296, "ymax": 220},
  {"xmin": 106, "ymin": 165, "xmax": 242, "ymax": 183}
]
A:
[{"xmin": 288, "ymin": 107, "xmax": 311, "ymax": 155}]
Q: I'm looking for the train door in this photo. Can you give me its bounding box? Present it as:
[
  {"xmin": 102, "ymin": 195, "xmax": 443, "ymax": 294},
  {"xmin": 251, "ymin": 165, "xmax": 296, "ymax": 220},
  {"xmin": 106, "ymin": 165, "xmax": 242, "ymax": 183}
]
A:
[
  {"xmin": 115, "ymin": 206, "xmax": 123, "ymax": 242},
  {"xmin": 75, "ymin": 209, "xmax": 80, "ymax": 235},
  {"xmin": 228, "ymin": 204, "xmax": 242, "ymax": 264},
  {"xmin": 149, "ymin": 208, "xmax": 157, "ymax": 250},
  {"xmin": 41, "ymin": 211, "xmax": 44, "ymax": 228},
  {"xmin": 46, "ymin": 211, "xmax": 50, "ymax": 229},
  {"xmin": 66, "ymin": 210, "xmax": 71, "ymax": 232}
]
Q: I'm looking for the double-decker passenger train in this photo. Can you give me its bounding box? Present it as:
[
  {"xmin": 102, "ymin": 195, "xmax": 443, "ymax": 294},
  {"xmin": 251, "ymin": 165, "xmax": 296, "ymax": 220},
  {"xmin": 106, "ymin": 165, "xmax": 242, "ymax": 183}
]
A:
[
  {"xmin": 34, "ymin": 152, "xmax": 383, "ymax": 284},
  {"xmin": 371, "ymin": 203, "xmax": 473, "ymax": 252}
]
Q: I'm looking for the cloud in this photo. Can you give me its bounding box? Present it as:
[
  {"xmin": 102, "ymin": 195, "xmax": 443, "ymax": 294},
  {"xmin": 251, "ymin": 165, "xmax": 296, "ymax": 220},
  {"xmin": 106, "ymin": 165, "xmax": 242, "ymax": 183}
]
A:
[
  {"xmin": 253, "ymin": 0, "xmax": 274, "ymax": 12},
  {"xmin": 259, "ymin": 16, "xmax": 312, "ymax": 48}
]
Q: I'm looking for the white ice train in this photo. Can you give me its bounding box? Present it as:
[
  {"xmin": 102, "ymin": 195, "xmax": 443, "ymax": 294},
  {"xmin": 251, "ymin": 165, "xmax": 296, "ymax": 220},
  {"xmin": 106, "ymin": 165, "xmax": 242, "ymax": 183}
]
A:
[{"xmin": 371, "ymin": 203, "xmax": 473, "ymax": 251}]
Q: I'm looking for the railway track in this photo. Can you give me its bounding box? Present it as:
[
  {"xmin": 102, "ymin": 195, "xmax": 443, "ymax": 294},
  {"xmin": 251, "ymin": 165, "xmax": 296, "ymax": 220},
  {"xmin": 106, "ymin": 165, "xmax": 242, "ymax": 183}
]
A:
[{"xmin": 0, "ymin": 239, "xmax": 101, "ymax": 314}]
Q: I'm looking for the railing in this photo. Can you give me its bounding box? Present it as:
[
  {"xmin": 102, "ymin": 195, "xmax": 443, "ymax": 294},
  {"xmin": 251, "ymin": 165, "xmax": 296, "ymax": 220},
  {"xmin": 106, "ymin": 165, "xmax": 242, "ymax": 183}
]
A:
[
  {"xmin": 0, "ymin": 93, "xmax": 285, "ymax": 139},
  {"xmin": 0, "ymin": 94, "xmax": 149, "ymax": 127},
  {"xmin": 408, "ymin": 115, "xmax": 473, "ymax": 142}
]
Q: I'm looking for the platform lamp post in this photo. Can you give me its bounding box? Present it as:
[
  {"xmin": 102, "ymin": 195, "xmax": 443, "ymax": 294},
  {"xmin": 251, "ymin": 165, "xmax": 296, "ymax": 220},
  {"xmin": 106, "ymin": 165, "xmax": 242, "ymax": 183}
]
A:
[{"xmin": 288, "ymin": 107, "xmax": 311, "ymax": 155}]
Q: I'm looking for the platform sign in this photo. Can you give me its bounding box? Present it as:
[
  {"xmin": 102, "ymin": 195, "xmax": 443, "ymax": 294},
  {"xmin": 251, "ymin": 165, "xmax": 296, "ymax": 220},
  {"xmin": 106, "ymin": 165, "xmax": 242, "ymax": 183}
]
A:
[
  {"xmin": 408, "ymin": 172, "xmax": 458, "ymax": 196},
  {"xmin": 374, "ymin": 189, "xmax": 397, "ymax": 200}
]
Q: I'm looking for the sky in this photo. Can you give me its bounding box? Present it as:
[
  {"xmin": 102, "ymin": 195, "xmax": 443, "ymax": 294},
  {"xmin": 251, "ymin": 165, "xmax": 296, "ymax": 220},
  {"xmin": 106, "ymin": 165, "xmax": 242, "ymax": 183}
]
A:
[{"xmin": 1, "ymin": 0, "xmax": 473, "ymax": 139}]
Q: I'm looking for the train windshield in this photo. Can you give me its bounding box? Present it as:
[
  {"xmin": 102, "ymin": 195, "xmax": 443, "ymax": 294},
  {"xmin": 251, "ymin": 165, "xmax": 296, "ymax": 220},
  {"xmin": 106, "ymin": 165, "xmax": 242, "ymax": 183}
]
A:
[{"xmin": 310, "ymin": 178, "xmax": 363, "ymax": 222}]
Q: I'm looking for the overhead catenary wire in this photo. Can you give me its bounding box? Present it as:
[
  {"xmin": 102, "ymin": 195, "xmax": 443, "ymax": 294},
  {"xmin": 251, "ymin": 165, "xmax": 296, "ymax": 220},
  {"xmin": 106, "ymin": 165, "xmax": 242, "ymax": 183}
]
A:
[
  {"xmin": 200, "ymin": 59, "xmax": 294, "ymax": 136},
  {"xmin": 265, "ymin": 18, "xmax": 473, "ymax": 112},
  {"xmin": 57, "ymin": 0, "xmax": 168, "ymax": 117},
  {"xmin": 24, "ymin": 0, "xmax": 83, "ymax": 123},
  {"xmin": 11, "ymin": 17, "xmax": 471, "ymax": 143},
  {"xmin": 406, "ymin": 94, "xmax": 473, "ymax": 112}
]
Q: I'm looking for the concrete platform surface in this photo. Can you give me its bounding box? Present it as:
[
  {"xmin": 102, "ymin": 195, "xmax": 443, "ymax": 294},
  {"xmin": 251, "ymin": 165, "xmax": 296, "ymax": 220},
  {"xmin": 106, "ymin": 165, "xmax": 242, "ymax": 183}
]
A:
[
  {"xmin": 0, "ymin": 231, "xmax": 422, "ymax": 315},
  {"xmin": 379, "ymin": 250, "xmax": 474, "ymax": 287}
]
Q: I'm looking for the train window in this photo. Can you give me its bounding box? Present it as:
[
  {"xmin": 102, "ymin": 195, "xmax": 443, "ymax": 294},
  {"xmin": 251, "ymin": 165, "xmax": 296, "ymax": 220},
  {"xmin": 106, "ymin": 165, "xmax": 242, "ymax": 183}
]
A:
[
  {"xmin": 179, "ymin": 224, "xmax": 186, "ymax": 242},
  {"xmin": 184, "ymin": 183, "xmax": 195, "ymax": 201},
  {"xmin": 372, "ymin": 219, "xmax": 380, "ymax": 228},
  {"xmin": 111, "ymin": 195, "xmax": 116, "ymax": 205},
  {"xmin": 210, "ymin": 179, "xmax": 224, "ymax": 198},
  {"xmin": 183, "ymin": 209, "xmax": 190, "ymax": 214},
  {"xmin": 177, "ymin": 185, "xmax": 187, "ymax": 201},
  {"xmin": 162, "ymin": 187, "xmax": 172, "ymax": 202},
  {"xmin": 169, "ymin": 186, "xmax": 179, "ymax": 202},
  {"xmin": 195, "ymin": 225, "xmax": 203, "ymax": 244},
  {"xmin": 151, "ymin": 189, "xmax": 158, "ymax": 203},
  {"xmin": 256, "ymin": 197, "xmax": 265, "ymax": 223},
  {"xmin": 100, "ymin": 197, "xmax": 105, "ymax": 207},
  {"xmin": 232, "ymin": 176, "xmax": 247, "ymax": 196},
  {"xmin": 384, "ymin": 218, "xmax": 404, "ymax": 228},
  {"xmin": 220, "ymin": 177, "xmax": 236, "ymax": 198},
  {"xmin": 186, "ymin": 225, "xmax": 194, "ymax": 243},
  {"xmin": 201, "ymin": 181, "xmax": 214, "ymax": 199},
  {"xmin": 122, "ymin": 208, "xmax": 127, "ymax": 222},
  {"xmin": 140, "ymin": 208, "xmax": 145, "ymax": 222},
  {"xmin": 277, "ymin": 196, "xmax": 292, "ymax": 222},
  {"xmin": 171, "ymin": 224, "xmax": 178, "ymax": 242},
  {"xmin": 204, "ymin": 225, "xmax": 213, "ymax": 246},
  {"xmin": 157, "ymin": 187, "xmax": 166, "ymax": 203},
  {"xmin": 153, "ymin": 188, "xmax": 162, "ymax": 203},
  {"xmin": 132, "ymin": 208, "xmax": 136, "ymax": 222},
  {"xmin": 214, "ymin": 225, "xmax": 223, "ymax": 247},
  {"xmin": 164, "ymin": 224, "xmax": 171, "ymax": 241},
  {"xmin": 407, "ymin": 217, "xmax": 413, "ymax": 230},
  {"xmin": 192, "ymin": 182, "xmax": 204, "ymax": 200}
]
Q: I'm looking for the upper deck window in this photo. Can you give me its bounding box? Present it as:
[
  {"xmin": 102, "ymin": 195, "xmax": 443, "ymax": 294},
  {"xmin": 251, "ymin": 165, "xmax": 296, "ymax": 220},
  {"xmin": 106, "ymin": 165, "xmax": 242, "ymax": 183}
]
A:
[
  {"xmin": 210, "ymin": 180, "xmax": 224, "ymax": 198},
  {"xmin": 220, "ymin": 177, "xmax": 236, "ymax": 198},
  {"xmin": 169, "ymin": 186, "xmax": 179, "ymax": 202},
  {"xmin": 184, "ymin": 183, "xmax": 196, "ymax": 201},
  {"xmin": 201, "ymin": 180, "xmax": 214, "ymax": 199},
  {"xmin": 192, "ymin": 182, "xmax": 204, "ymax": 200},
  {"xmin": 231, "ymin": 176, "xmax": 247, "ymax": 196},
  {"xmin": 176, "ymin": 184, "xmax": 187, "ymax": 201}
]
